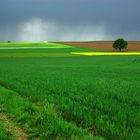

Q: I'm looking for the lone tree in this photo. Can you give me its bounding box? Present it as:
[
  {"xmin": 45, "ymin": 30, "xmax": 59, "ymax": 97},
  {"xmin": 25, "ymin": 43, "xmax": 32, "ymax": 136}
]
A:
[{"xmin": 113, "ymin": 38, "xmax": 128, "ymax": 51}]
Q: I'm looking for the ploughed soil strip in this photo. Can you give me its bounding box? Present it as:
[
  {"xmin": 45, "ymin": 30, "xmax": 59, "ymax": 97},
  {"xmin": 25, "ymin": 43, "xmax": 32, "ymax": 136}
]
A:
[
  {"xmin": 0, "ymin": 113, "xmax": 27, "ymax": 140},
  {"xmin": 56, "ymin": 41, "xmax": 140, "ymax": 51}
]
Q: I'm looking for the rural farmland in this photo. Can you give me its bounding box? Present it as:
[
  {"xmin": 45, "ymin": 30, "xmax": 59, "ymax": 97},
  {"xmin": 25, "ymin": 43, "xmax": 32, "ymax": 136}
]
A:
[
  {"xmin": 0, "ymin": 42, "xmax": 140, "ymax": 140},
  {"xmin": 58, "ymin": 41, "xmax": 140, "ymax": 51}
]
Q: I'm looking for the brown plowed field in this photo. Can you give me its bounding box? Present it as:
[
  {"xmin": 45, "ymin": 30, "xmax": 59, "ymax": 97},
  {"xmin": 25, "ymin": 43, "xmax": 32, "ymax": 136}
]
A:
[{"xmin": 57, "ymin": 41, "xmax": 140, "ymax": 51}]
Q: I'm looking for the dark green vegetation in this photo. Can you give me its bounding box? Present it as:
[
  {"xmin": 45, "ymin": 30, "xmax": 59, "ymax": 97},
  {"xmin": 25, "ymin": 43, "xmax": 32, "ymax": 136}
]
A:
[
  {"xmin": 113, "ymin": 39, "xmax": 128, "ymax": 52},
  {"xmin": 0, "ymin": 42, "xmax": 140, "ymax": 140}
]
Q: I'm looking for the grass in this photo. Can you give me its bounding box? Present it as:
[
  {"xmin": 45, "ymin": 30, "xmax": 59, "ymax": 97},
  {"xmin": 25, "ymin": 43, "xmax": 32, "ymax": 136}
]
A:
[
  {"xmin": 0, "ymin": 121, "xmax": 14, "ymax": 140},
  {"xmin": 0, "ymin": 42, "xmax": 60, "ymax": 48},
  {"xmin": 0, "ymin": 86, "xmax": 98, "ymax": 140},
  {"xmin": 0, "ymin": 42, "xmax": 140, "ymax": 140},
  {"xmin": 0, "ymin": 42, "xmax": 94, "ymax": 58}
]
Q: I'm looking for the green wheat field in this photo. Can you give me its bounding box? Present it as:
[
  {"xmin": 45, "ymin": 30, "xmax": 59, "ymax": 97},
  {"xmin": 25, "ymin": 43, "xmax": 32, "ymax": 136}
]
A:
[{"xmin": 0, "ymin": 42, "xmax": 140, "ymax": 140}]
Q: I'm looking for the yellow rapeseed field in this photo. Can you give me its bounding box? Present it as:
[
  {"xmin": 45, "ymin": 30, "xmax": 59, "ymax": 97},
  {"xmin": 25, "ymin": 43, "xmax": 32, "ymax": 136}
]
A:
[{"xmin": 72, "ymin": 52, "xmax": 140, "ymax": 56}]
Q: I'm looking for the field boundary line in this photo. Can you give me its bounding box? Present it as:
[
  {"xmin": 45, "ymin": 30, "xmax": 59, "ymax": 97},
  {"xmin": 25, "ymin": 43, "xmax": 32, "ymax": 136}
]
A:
[
  {"xmin": 0, "ymin": 46, "xmax": 72, "ymax": 50},
  {"xmin": 0, "ymin": 81, "xmax": 46, "ymax": 109}
]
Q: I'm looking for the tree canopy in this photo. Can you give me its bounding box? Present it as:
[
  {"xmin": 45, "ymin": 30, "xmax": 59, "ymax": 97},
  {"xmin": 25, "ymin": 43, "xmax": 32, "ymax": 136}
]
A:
[{"xmin": 113, "ymin": 38, "xmax": 128, "ymax": 51}]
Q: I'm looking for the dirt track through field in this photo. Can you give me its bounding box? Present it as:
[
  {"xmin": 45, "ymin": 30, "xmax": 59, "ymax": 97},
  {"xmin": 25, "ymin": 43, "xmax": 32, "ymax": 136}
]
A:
[
  {"xmin": 0, "ymin": 113, "xmax": 27, "ymax": 140},
  {"xmin": 57, "ymin": 41, "xmax": 140, "ymax": 51}
]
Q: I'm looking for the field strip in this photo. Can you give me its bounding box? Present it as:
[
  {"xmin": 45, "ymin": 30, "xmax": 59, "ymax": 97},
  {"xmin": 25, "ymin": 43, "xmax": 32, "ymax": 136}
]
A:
[
  {"xmin": 0, "ymin": 46, "xmax": 72, "ymax": 49},
  {"xmin": 0, "ymin": 113, "xmax": 27, "ymax": 140},
  {"xmin": 0, "ymin": 53, "xmax": 74, "ymax": 58},
  {"xmin": 72, "ymin": 52, "xmax": 140, "ymax": 56}
]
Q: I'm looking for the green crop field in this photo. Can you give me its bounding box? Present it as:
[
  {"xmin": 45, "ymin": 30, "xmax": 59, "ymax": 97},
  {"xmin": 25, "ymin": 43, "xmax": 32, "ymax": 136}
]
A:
[{"xmin": 0, "ymin": 42, "xmax": 140, "ymax": 140}]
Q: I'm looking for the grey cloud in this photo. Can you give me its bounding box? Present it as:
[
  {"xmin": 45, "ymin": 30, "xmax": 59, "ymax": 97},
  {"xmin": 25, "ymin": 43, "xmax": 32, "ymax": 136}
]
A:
[{"xmin": 0, "ymin": 0, "xmax": 140, "ymax": 41}]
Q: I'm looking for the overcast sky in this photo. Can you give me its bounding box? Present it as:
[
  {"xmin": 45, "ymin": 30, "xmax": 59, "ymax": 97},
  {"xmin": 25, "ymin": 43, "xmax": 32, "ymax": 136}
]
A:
[{"xmin": 0, "ymin": 0, "xmax": 140, "ymax": 41}]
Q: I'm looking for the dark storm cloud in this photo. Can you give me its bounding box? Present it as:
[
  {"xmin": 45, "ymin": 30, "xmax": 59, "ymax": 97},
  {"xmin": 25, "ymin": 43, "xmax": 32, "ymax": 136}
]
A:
[{"xmin": 0, "ymin": 0, "xmax": 140, "ymax": 41}]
